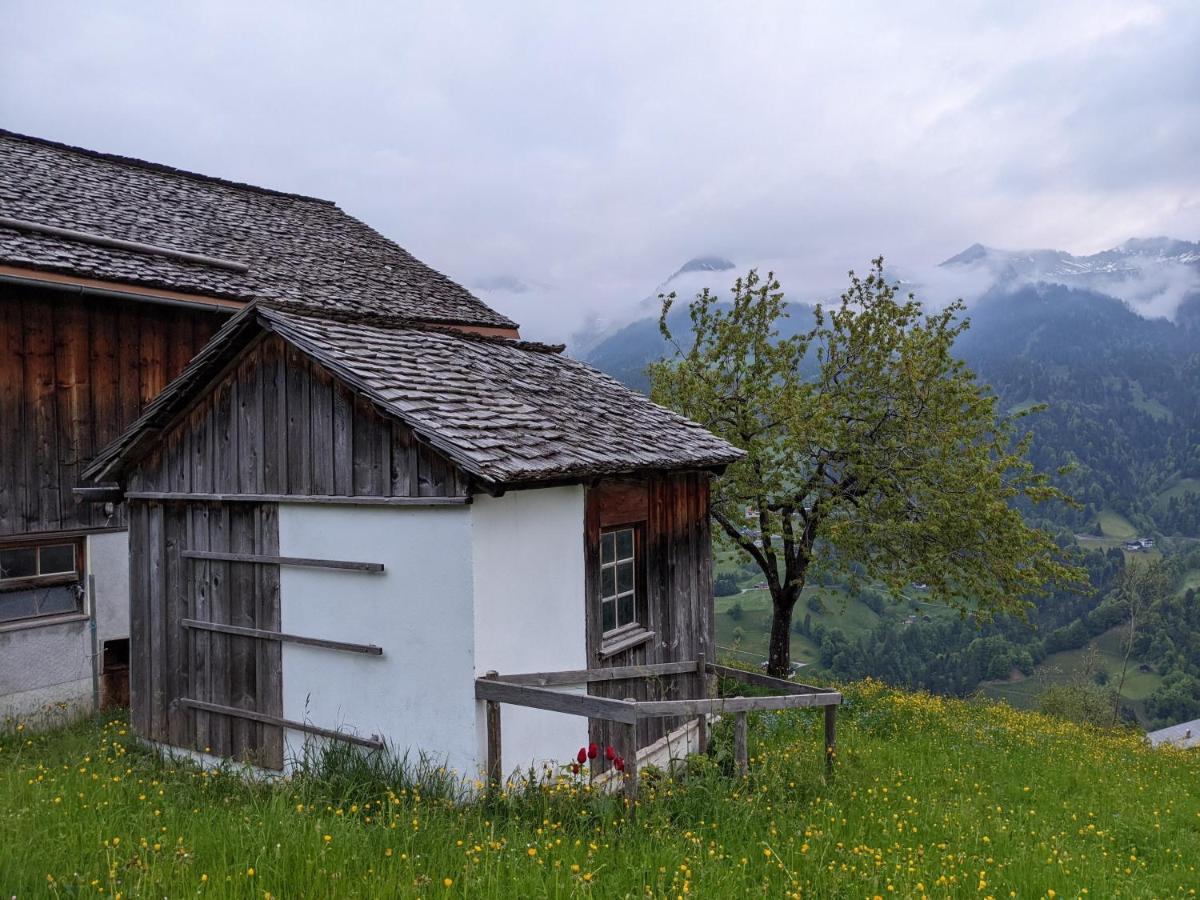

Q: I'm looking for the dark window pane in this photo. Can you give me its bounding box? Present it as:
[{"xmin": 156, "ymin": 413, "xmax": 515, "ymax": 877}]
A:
[
  {"xmin": 601, "ymin": 599, "xmax": 616, "ymax": 632},
  {"xmin": 616, "ymin": 529, "xmax": 634, "ymax": 560},
  {"xmin": 601, "ymin": 533, "xmax": 615, "ymax": 564},
  {"xmin": 39, "ymin": 544, "xmax": 76, "ymax": 575},
  {"xmin": 0, "ymin": 589, "xmax": 37, "ymax": 622},
  {"xmin": 601, "ymin": 566, "xmax": 615, "ymax": 599},
  {"xmin": 34, "ymin": 585, "xmax": 79, "ymax": 616},
  {"xmin": 617, "ymin": 561, "xmax": 634, "ymax": 593},
  {"xmin": 618, "ymin": 593, "xmax": 635, "ymax": 627},
  {"xmin": 0, "ymin": 548, "xmax": 36, "ymax": 580}
]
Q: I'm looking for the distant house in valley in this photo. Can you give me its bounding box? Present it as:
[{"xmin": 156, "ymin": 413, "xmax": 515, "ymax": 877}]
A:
[
  {"xmin": 1123, "ymin": 538, "xmax": 1156, "ymax": 552},
  {"xmin": 1147, "ymin": 720, "xmax": 1200, "ymax": 750}
]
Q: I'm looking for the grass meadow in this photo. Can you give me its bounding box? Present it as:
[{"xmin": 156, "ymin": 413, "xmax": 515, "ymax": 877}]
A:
[{"xmin": 3, "ymin": 681, "xmax": 1199, "ymax": 898}]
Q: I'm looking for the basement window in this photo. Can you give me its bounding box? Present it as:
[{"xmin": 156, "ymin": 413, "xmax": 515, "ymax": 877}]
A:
[{"xmin": 0, "ymin": 539, "xmax": 85, "ymax": 624}]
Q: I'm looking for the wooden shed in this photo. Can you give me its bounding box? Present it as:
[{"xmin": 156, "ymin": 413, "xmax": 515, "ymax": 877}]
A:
[
  {"xmin": 0, "ymin": 129, "xmax": 515, "ymax": 725},
  {"xmin": 83, "ymin": 301, "xmax": 745, "ymax": 775}
]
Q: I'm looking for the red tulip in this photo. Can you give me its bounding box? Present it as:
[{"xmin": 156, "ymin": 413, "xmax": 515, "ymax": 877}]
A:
[
  {"xmin": 577, "ymin": 747, "xmax": 587, "ymax": 765},
  {"xmin": 605, "ymin": 745, "xmax": 616, "ymax": 761},
  {"xmin": 571, "ymin": 763, "xmax": 580, "ymax": 774},
  {"xmin": 614, "ymin": 756, "xmax": 625, "ymax": 772},
  {"xmin": 587, "ymin": 743, "xmax": 598, "ymax": 759}
]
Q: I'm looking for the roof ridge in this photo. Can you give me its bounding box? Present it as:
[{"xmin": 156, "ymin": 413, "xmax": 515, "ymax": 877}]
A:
[
  {"xmin": 257, "ymin": 301, "xmax": 564, "ymax": 354},
  {"xmin": 0, "ymin": 128, "xmax": 337, "ymax": 206}
]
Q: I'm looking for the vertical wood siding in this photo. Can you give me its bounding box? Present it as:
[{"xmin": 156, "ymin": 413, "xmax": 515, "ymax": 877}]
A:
[
  {"xmin": 128, "ymin": 334, "xmax": 466, "ymax": 499},
  {"xmin": 0, "ymin": 284, "xmax": 225, "ymax": 537},
  {"xmin": 585, "ymin": 472, "xmax": 713, "ymax": 757},
  {"xmin": 128, "ymin": 499, "xmax": 283, "ymax": 768}
]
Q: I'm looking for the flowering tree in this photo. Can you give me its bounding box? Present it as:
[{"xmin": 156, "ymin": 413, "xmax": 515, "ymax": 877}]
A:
[{"xmin": 650, "ymin": 260, "xmax": 1082, "ymax": 677}]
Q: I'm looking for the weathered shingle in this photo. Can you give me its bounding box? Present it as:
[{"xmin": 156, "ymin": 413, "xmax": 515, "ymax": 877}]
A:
[
  {"xmin": 0, "ymin": 130, "xmax": 515, "ymax": 329},
  {"xmin": 85, "ymin": 304, "xmax": 744, "ymax": 487}
]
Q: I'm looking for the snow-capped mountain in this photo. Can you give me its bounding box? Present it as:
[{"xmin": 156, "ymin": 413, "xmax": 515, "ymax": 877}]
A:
[{"xmin": 936, "ymin": 238, "xmax": 1200, "ymax": 321}]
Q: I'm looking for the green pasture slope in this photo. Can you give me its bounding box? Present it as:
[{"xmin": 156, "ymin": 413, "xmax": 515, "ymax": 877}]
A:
[{"xmin": 4, "ymin": 684, "xmax": 1200, "ymax": 897}]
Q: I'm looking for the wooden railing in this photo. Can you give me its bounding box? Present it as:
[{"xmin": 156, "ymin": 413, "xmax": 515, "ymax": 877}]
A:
[{"xmin": 475, "ymin": 655, "xmax": 841, "ymax": 812}]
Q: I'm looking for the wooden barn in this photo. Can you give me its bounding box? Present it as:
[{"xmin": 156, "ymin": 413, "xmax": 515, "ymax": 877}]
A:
[
  {"xmin": 0, "ymin": 130, "xmax": 514, "ymax": 724},
  {"xmin": 83, "ymin": 301, "xmax": 746, "ymax": 775},
  {"xmin": 9, "ymin": 129, "xmax": 838, "ymax": 783}
]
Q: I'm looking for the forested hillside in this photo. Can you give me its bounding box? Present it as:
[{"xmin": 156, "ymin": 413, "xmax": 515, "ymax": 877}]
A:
[
  {"xmin": 584, "ymin": 278, "xmax": 1200, "ymax": 537},
  {"xmin": 584, "ymin": 255, "xmax": 1200, "ymax": 722}
]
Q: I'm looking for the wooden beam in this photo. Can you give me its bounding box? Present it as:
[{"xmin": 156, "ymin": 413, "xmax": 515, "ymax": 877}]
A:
[
  {"xmin": 484, "ymin": 671, "xmax": 502, "ymax": 794},
  {"xmin": 733, "ymin": 710, "xmax": 748, "ymax": 777},
  {"xmin": 181, "ymin": 618, "xmax": 382, "ymax": 655},
  {"xmin": 125, "ymin": 491, "xmax": 470, "ymax": 506},
  {"xmin": 706, "ymin": 662, "xmax": 829, "ymax": 696},
  {"xmin": 474, "ymin": 678, "xmax": 639, "ymax": 725},
  {"xmin": 623, "ymin": 705, "xmax": 638, "ymax": 818},
  {"xmin": 182, "ymin": 550, "xmax": 383, "ymax": 573},
  {"xmin": 631, "ymin": 692, "xmax": 842, "ymax": 718},
  {"xmin": 0, "ymin": 263, "xmax": 246, "ymax": 310},
  {"xmin": 176, "ymin": 698, "xmax": 383, "ymax": 749},
  {"xmin": 824, "ymin": 704, "xmax": 837, "ymax": 778},
  {"xmin": 496, "ymin": 660, "xmax": 697, "ymax": 687},
  {"xmin": 72, "ymin": 484, "xmax": 125, "ymax": 504},
  {"xmin": 695, "ymin": 652, "xmax": 708, "ymax": 755}
]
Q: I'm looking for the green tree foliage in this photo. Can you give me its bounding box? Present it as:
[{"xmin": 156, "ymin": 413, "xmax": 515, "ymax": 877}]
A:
[
  {"xmin": 650, "ymin": 261, "xmax": 1083, "ymax": 675},
  {"xmin": 714, "ymin": 572, "xmax": 741, "ymax": 597}
]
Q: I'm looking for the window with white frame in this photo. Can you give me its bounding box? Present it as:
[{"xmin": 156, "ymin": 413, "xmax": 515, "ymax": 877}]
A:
[
  {"xmin": 0, "ymin": 539, "xmax": 85, "ymax": 624},
  {"xmin": 600, "ymin": 526, "xmax": 639, "ymax": 634}
]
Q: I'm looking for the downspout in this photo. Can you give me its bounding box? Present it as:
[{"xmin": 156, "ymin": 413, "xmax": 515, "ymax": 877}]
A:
[
  {"xmin": 88, "ymin": 573, "xmax": 101, "ymax": 716},
  {"xmin": 0, "ymin": 272, "xmax": 240, "ymax": 314}
]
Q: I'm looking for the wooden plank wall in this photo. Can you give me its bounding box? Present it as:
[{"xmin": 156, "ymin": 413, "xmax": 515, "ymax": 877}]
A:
[
  {"xmin": 128, "ymin": 334, "xmax": 466, "ymax": 499},
  {"xmin": 585, "ymin": 472, "xmax": 713, "ymax": 756},
  {"xmin": 0, "ymin": 283, "xmax": 225, "ymax": 537},
  {"xmin": 128, "ymin": 499, "xmax": 283, "ymax": 768}
]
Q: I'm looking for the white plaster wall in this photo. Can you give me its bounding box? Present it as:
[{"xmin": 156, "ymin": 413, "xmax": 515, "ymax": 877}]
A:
[
  {"xmin": 0, "ymin": 530, "xmax": 132, "ymax": 726},
  {"xmin": 277, "ymin": 503, "xmax": 477, "ymax": 777},
  {"xmin": 88, "ymin": 531, "xmax": 130, "ymax": 643},
  {"xmin": 471, "ymin": 486, "xmax": 589, "ymax": 778}
]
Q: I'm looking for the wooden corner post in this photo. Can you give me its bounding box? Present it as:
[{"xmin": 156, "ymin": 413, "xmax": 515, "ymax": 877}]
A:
[
  {"xmin": 824, "ymin": 703, "xmax": 837, "ymax": 777},
  {"xmin": 484, "ymin": 670, "xmax": 502, "ymax": 794},
  {"xmin": 733, "ymin": 704, "xmax": 749, "ymax": 777}
]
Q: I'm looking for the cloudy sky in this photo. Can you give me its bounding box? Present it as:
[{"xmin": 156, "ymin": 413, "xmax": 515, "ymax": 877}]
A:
[{"xmin": 2, "ymin": 1, "xmax": 1198, "ymax": 340}]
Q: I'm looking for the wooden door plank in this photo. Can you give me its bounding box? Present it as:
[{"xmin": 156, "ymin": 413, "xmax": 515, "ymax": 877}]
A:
[
  {"xmin": 128, "ymin": 502, "xmax": 151, "ymax": 740},
  {"xmin": 257, "ymin": 503, "xmax": 283, "ymax": 767},
  {"xmin": 228, "ymin": 505, "xmax": 257, "ymax": 761},
  {"xmin": 207, "ymin": 504, "xmax": 231, "ymax": 758},
  {"xmin": 165, "ymin": 504, "xmax": 190, "ymax": 747},
  {"xmin": 181, "ymin": 550, "xmax": 382, "ymax": 572}
]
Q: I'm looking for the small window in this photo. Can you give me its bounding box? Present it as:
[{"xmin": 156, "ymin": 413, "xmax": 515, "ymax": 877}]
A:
[
  {"xmin": 600, "ymin": 527, "xmax": 639, "ymax": 634},
  {"xmin": 0, "ymin": 539, "xmax": 84, "ymax": 625}
]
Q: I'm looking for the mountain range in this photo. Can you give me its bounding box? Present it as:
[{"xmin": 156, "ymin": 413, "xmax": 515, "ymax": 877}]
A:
[{"xmin": 580, "ymin": 239, "xmax": 1200, "ymax": 536}]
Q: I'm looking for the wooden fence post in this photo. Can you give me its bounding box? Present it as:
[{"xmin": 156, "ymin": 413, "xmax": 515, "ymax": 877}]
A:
[
  {"xmin": 824, "ymin": 703, "xmax": 837, "ymax": 777},
  {"xmin": 734, "ymin": 706, "xmax": 748, "ymax": 777},
  {"xmin": 485, "ymin": 671, "xmax": 501, "ymax": 794},
  {"xmin": 695, "ymin": 652, "xmax": 708, "ymax": 755},
  {"xmin": 623, "ymin": 698, "xmax": 639, "ymax": 819}
]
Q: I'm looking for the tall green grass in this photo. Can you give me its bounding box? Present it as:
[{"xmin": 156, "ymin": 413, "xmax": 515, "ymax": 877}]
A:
[{"xmin": 2, "ymin": 682, "xmax": 1198, "ymax": 897}]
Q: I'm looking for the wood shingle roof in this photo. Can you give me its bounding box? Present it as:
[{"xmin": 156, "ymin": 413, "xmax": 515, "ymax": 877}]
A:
[
  {"xmin": 84, "ymin": 304, "xmax": 744, "ymax": 488},
  {"xmin": 0, "ymin": 130, "xmax": 515, "ymax": 329}
]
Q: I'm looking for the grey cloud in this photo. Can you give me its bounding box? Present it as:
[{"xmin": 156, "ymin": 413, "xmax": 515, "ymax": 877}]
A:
[{"xmin": 1, "ymin": 0, "xmax": 1196, "ymax": 341}]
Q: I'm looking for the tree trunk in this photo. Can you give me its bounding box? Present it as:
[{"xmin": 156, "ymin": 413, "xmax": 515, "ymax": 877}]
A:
[{"xmin": 767, "ymin": 586, "xmax": 800, "ymax": 678}]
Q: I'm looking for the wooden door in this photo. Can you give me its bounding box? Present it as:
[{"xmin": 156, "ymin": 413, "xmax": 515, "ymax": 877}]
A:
[{"xmin": 128, "ymin": 500, "xmax": 283, "ymax": 769}]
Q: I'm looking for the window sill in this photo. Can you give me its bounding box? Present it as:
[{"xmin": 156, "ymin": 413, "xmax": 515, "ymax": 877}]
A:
[
  {"xmin": 0, "ymin": 612, "xmax": 89, "ymax": 634},
  {"xmin": 599, "ymin": 627, "xmax": 655, "ymax": 659}
]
